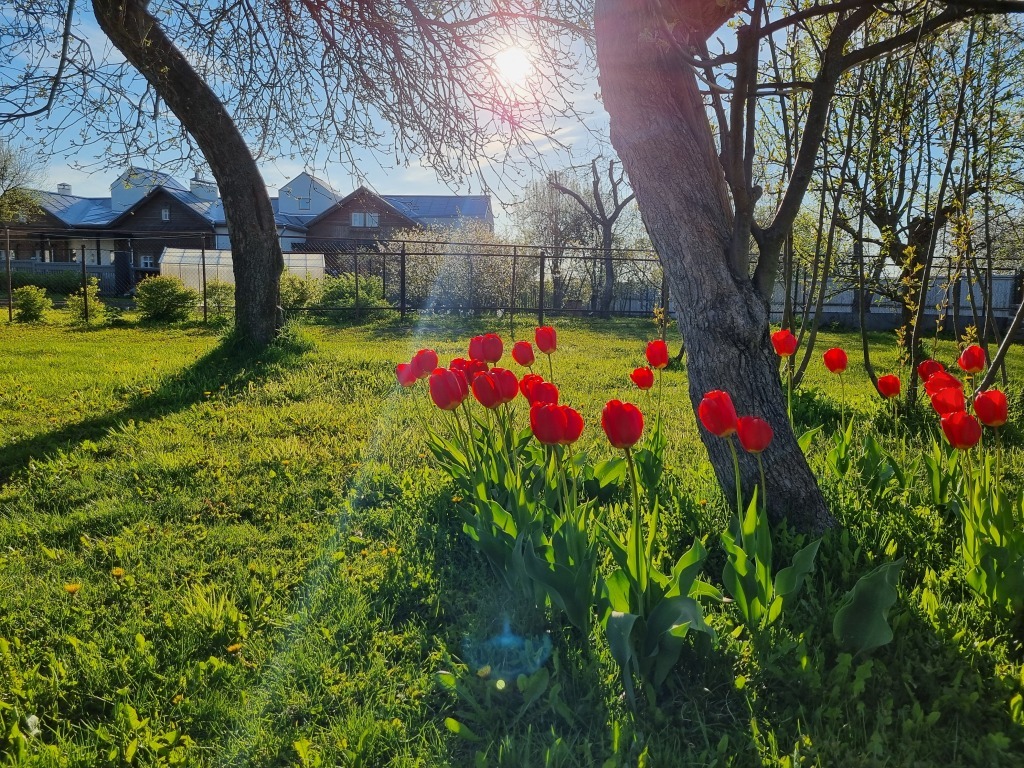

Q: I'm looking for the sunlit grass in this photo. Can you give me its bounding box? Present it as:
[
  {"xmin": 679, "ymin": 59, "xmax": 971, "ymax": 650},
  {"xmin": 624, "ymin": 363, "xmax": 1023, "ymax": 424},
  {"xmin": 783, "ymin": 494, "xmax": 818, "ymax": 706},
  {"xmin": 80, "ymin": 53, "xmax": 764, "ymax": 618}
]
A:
[{"xmin": 1, "ymin": 316, "xmax": 1023, "ymax": 765}]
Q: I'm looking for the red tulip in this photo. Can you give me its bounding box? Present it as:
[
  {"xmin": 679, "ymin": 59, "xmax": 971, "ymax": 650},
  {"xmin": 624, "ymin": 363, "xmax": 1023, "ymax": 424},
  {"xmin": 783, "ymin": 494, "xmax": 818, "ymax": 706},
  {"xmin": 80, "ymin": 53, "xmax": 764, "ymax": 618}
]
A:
[
  {"xmin": 974, "ymin": 389, "xmax": 1008, "ymax": 428},
  {"xmin": 601, "ymin": 400, "xmax": 644, "ymax": 449},
  {"xmin": 630, "ymin": 367, "xmax": 655, "ymax": 390},
  {"xmin": 472, "ymin": 374, "xmax": 502, "ymax": 409},
  {"xmin": 924, "ymin": 371, "xmax": 963, "ymax": 397},
  {"xmin": 528, "ymin": 380, "xmax": 559, "ymax": 406},
  {"xmin": 451, "ymin": 357, "xmax": 488, "ymax": 382},
  {"xmin": 481, "ymin": 333, "xmax": 503, "ymax": 363},
  {"xmin": 411, "ymin": 348, "xmax": 439, "ymax": 379},
  {"xmin": 471, "ymin": 368, "xmax": 518, "ymax": 409},
  {"xmin": 931, "ymin": 386, "xmax": 966, "ymax": 416},
  {"xmin": 823, "ymin": 348, "xmax": 847, "ymax": 374},
  {"xmin": 917, "ymin": 359, "xmax": 945, "ymax": 382},
  {"xmin": 468, "ymin": 336, "xmax": 485, "ymax": 362},
  {"xmin": 519, "ymin": 373, "xmax": 543, "ymax": 400},
  {"xmin": 645, "ymin": 340, "xmax": 669, "ymax": 370},
  {"xmin": 941, "ymin": 411, "xmax": 982, "ymax": 450},
  {"xmin": 531, "ymin": 404, "xmax": 584, "ymax": 445},
  {"xmin": 957, "ymin": 344, "xmax": 986, "ymax": 375},
  {"xmin": 512, "ymin": 341, "xmax": 535, "ymax": 367},
  {"xmin": 698, "ymin": 390, "xmax": 738, "ymax": 437},
  {"xmin": 771, "ymin": 329, "xmax": 798, "ymax": 358},
  {"xmin": 737, "ymin": 416, "xmax": 773, "ymax": 454},
  {"xmin": 535, "ymin": 326, "xmax": 557, "ymax": 354},
  {"xmin": 429, "ymin": 368, "xmax": 469, "ymax": 411},
  {"xmin": 396, "ymin": 363, "xmax": 417, "ymax": 388},
  {"xmin": 876, "ymin": 374, "xmax": 901, "ymax": 399}
]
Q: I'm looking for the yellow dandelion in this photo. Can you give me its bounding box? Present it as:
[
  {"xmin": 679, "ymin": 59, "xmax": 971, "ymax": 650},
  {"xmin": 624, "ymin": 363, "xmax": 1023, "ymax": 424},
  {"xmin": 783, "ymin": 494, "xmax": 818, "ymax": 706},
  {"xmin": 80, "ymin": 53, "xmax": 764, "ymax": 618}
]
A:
[
  {"xmin": 111, "ymin": 567, "xmax": 126, "ymax": 579},
  {"xmin": 64, "ymin": 582, "xmax": 81, "ymax": 595},
  {"xmin": 451, "ymin": 496, "xmax": 463, "ymax": 503},
  {"xmin": 172, "ymin": 694, "xmax": 184, "ymax": 705},
  {"xmin": 226, "ymin": 643, "xmax": 242, "ymax": 653},
  {"xmin": 476, "ymin": 665, "xmax": 492, "ymax": 678}
]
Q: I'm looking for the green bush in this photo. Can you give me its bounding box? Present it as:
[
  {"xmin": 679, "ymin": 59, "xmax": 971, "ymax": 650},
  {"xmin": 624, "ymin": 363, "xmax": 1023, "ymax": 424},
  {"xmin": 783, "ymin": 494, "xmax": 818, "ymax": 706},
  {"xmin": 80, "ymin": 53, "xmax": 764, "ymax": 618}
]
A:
[
  {"xmin": 65, "ymin": 277, "xmax": 106, "ymax": 325},
  {"xmin": 280, "ymin": 272, "xmax": 321, "ymax": 309},
  {"xmin": 10, "ymin": 270, "xmax": 84, "ymax": 295},
  {"xmin": 134, "ymin": 276, "xmax": 200, "ymax": 323},
  {"xmin": 204, "ymin": 280, "xmax": 235, "ymax": 317},
  {"xmin": 319, "ymin": 273, "xmax": 390, "ymax": 315},
  {"xmin": 11, "ymin": 285, "xmax": 52, "ymax": 322}
]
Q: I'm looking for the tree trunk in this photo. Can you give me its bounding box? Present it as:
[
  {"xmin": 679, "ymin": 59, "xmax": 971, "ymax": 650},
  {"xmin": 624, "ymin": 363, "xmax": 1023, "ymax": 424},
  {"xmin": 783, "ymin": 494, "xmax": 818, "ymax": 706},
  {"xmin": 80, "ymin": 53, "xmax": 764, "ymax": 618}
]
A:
[
  {"xmin": 600, "ymin": 226, "xmax": 615, "ymax": 317},
  {"xmin": 91, "ymin": 0, "xmax": 282, "ymax": 346},
  {"xmin": 595, "ymin": 0, "xmax": 834, "ymax": 533}
]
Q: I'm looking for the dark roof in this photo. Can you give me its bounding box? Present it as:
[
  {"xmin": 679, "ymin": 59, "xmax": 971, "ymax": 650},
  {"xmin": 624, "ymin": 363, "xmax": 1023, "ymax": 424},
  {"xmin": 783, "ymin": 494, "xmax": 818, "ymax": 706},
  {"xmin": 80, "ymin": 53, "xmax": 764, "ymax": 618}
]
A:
[
  {"xmin": 381, "ymin": 195, "xmax": 492, "ymax": 223},
  {"xmin": 35, "ymin": 192, "xmax": 117, "ymax": 227}
]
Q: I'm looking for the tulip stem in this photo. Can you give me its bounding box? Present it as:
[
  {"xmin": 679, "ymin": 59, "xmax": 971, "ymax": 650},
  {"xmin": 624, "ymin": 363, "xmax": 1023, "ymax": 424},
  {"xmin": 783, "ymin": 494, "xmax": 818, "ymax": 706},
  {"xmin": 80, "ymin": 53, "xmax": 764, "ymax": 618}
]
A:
[
  {"xmin": 994, "ymin": 428, "xmax": 1002, "ymax": 502},
  {"xmin": 840, "ymin": 373, "xmax": 846, "ymax": 426},
  {"xmin": 756, "ymin": 454, "xmax": 768, "ymax": 520},
  {"xmin": 657, "ymin": 368, "xmax": 663, "ymax": 436},
  {"xmin": 728, "ymin": 438, "xmax": 743, "ymax": 516},
  {"xmin": 624, "ymin": 446, "xmax": 645, "ymax": 600},
  {"xmin": 787, "ymin": 359, "xmax": 793, "ymax": 426}
]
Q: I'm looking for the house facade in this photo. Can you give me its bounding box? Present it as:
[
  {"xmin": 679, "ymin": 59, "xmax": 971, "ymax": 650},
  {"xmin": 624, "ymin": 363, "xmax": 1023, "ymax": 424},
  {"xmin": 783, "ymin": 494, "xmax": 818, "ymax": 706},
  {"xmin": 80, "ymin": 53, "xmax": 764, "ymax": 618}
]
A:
[{"xmin": 1, "ymin": 168, "xmax": 494, "ymax": 287}]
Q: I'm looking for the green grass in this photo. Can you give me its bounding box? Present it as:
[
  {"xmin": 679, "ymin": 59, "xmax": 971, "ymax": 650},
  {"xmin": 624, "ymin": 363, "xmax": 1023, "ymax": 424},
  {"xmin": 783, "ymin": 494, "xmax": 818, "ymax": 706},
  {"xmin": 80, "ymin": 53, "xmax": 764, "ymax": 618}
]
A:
[{"xmin": 2, "ymin": 315, "xmax": 1024, "ymax": 766}]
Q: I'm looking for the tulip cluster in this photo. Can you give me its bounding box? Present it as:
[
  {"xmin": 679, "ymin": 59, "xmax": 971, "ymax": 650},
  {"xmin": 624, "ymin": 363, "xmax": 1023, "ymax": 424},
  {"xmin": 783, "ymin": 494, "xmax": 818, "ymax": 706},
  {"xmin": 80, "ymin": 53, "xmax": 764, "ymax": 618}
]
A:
[
  {"xmin": 698, "ymin": 389, "xmax": 774, "ymax": 514},
  {"xmin": 917, "ymin": 347, "xmax": 1007, "ymax": 452},
  {"xmin": 395, "ymin": 347, "xmax": 439, "ymax": 387}
]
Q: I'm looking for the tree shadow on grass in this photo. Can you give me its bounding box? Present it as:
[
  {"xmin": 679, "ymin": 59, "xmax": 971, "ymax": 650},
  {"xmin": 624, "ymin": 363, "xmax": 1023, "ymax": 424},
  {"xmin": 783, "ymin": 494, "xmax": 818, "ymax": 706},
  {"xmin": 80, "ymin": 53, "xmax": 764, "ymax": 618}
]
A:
[{"xmin": 0, "ymin": 331, "xmax": 314, "ymax": 484}]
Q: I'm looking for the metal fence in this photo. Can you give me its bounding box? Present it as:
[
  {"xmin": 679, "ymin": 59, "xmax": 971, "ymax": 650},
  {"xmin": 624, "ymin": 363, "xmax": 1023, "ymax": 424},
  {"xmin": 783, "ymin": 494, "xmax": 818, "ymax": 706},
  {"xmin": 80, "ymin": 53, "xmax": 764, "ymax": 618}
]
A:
[{"xmin": 161, "ymin": 238, "xmax": 670, "ymax": 323}]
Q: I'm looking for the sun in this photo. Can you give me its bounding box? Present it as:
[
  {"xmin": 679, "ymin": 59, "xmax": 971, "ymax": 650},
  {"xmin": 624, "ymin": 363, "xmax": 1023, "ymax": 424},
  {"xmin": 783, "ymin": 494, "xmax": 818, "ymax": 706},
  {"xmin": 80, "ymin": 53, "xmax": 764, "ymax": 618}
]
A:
[{"xmin": 493, "ymin": 47, "xmax": 533, "ymax": 87}]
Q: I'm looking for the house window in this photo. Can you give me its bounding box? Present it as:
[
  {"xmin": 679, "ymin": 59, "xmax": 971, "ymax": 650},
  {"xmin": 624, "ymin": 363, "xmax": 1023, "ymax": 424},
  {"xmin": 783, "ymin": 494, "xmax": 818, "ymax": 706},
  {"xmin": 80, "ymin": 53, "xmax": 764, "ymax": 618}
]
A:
[
  {"xmin": 140, "ymin": 254, "xmax": 154, "ymax": 268},
  {"xmin": 351, "ymin": 211, "xmax": 379, "ymax": 228},
  {"xmin": 161, "ymin": 206, "xmax": 171, "ymax": 221}
]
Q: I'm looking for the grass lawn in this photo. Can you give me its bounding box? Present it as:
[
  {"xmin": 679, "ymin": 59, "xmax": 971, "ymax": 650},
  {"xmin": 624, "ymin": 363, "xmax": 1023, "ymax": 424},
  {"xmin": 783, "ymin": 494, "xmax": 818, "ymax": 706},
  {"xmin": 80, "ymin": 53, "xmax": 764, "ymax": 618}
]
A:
[{"xmin": 2, "ymin": 315, "xmax": 1024, "ymax": 766}]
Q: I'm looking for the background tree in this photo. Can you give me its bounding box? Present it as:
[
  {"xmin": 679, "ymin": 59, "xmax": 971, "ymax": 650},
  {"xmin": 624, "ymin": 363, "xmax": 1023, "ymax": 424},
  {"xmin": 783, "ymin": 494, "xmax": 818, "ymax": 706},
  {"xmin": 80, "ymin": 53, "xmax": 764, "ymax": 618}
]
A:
[
  {"xmin": 595, "ymin": 0, "xmax": 1024, "ymax": 533},
  {"xmin": 0, "ymin": 140, "xmax": 42, "ymax": 322},
  {"xmin": 549, "ymin": 158, "xmax": 636, "ymax": 316},
  {"xmin": 0, "ymin": 0, "xmax": 590, "ymax": 344},
  {"xmin": 511, "ymin": 171, "xmax": 595, "ymax": 311}
]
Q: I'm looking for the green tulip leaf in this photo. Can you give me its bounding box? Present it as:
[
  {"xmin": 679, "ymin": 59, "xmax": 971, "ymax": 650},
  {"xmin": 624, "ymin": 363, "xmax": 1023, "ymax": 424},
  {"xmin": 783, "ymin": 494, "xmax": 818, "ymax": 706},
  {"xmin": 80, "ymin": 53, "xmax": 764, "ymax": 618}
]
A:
[
  {"xmin": 593, "ymin": 457, "xmax": 626, "ymax": 489},
  {"xmin": 774, "ymin": 538, "xmax": 821, "ymax": 600},
  {"xmin": 833, "ymin": 558, "xmax": 904, "ymax": 655}
]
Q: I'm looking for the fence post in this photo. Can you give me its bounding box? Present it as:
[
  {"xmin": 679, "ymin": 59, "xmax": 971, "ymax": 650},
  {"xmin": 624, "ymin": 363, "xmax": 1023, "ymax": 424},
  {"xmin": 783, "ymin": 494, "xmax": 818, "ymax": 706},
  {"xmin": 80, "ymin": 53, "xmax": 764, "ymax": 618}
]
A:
[
  {"xmin": 81, "ymin": 244, "xmax": 89, "ymax": 325},
  {"xmin": 400, "ymin": 242, "xmax": 407, "ymax": 320},
  {"xmin": 200, "ymin": 238, "xmax": 208, "ymax": 323},
  {"xmin": 354, "ymin": 250, "xmax": 360, "ymax": 322},
  {"xmin": 5, "ymin": 227, "xmax": 11, "ymax": 322},
  {"xmin": 510, "ymin": 246, "xmax": 517, "ymax": 339},
  {"xmin": 538, "ymin": 249, "xmax": 546, "ymax": 327}
]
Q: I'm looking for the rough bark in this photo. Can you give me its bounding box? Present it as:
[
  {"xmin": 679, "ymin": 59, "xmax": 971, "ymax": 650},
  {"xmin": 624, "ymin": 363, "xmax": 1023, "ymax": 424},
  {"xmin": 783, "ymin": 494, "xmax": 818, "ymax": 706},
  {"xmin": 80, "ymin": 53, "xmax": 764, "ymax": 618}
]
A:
[
  {"xmin": 91, "ymin": 0, "xmax": 282, "ymax": 346},
  {"xmin": 595, "ymin": 0, "xmax": 834, "ymax": 533}
]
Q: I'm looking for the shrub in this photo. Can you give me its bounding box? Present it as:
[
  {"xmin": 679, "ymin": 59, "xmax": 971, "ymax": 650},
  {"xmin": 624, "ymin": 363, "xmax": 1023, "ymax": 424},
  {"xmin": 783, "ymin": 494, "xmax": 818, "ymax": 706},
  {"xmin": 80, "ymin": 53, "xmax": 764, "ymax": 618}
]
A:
[
  {"xmin": 10, "ymin": 270, "xmax": 84, "ymax": 295},
  {"xmin": 280, "ymin": 272, "xmax": 321, "ymax": 309},
  {"xmin": 319, "ymin": 273, "xmax": 390, "ymax": 315},
  {"xmin": 134, "ymin": 276, "xmax": 200, "ymax": 323},
  {"xmin": 204, "ymin": 280, "xmax": 235, "ymax": 317},
  {"xmin": 65, "ymin": 277, "xmax": 106, "ymax": 325},
  {"xmin": 11, "ymin": 285, "xmax": 52, "ymax": 322}
]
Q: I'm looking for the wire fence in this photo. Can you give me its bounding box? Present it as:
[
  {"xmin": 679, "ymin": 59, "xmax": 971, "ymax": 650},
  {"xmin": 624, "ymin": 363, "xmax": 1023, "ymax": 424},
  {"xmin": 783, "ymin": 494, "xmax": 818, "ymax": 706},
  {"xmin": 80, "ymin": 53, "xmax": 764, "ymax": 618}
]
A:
[{"xmin": 6, "ymin": 235, "xmax": 1024, "ymax": 335}]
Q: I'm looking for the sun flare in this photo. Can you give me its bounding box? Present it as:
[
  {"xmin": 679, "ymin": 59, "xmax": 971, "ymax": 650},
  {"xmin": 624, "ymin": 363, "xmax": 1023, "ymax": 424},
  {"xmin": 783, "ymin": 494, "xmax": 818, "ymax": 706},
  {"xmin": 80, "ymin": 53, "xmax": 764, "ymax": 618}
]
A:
[{"xmin": 494, "ymin": 47, "xmax": 533, "ymax": 87}]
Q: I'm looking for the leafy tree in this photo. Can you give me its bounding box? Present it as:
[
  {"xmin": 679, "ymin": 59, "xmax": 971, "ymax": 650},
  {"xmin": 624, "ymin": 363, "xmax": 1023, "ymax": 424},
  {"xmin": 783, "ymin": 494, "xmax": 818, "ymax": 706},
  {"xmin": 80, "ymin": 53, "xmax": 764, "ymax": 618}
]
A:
[{"xmin": 0, "ymin": 1, "xmax": 588, "ymax": 344}]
